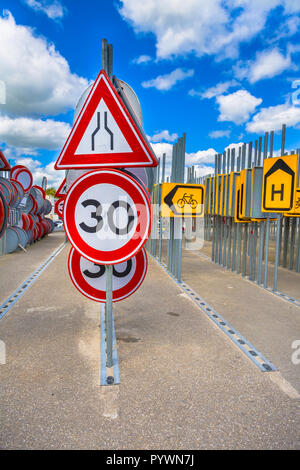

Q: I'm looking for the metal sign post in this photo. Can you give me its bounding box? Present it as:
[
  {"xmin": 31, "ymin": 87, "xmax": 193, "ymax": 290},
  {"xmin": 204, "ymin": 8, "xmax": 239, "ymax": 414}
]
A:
[
  {"xmin": 105, "ymin": 264, "xmax": 113, "ymax": 369},
  {"xmin": 53, "ymin": 39, "xmax": 156, "ymax": 386}
]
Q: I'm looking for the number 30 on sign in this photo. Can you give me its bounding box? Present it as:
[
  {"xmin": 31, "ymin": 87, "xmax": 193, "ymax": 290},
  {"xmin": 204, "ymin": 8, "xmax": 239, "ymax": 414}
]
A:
[{"xmin": 63, "ymin": 169, "xmax": 152, "ymax": 265}]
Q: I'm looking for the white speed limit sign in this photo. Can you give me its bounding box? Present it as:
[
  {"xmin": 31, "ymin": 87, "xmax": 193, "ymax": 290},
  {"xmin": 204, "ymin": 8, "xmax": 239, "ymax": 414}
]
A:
[{"xmin": 63, "ymin": 169, "xmax": 152, "ymax": 264}]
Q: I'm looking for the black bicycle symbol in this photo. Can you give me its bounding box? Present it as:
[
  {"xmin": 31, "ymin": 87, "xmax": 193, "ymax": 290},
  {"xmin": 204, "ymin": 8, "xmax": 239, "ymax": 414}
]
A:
[{"xmin": 177, "ymin": 193, "xmax": 198, "ymax": 209}]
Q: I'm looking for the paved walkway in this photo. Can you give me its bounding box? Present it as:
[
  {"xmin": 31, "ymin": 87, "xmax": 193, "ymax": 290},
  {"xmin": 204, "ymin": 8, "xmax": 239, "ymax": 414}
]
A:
[
  {"xmin": 198, "ymin": 239, "xmax": 300, "ymax": 300},
  {"xmin": 0, "ymin": 235, "xmax": 299, "ymax": 449}
]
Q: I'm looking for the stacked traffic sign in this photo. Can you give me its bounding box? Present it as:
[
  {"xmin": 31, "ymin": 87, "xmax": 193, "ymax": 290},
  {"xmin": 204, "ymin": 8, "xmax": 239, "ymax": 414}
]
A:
[
  {"xmin": 55, "ymin": 69, "xmax": 157, "ymax": 303},
  {"xmin": 0, "ymin": 160, "xmax": 54, "ymax": 253}
]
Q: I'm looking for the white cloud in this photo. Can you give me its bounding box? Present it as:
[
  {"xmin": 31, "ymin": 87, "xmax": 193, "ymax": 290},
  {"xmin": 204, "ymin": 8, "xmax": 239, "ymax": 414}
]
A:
[
  {"xmin": 209, "ymin": 129, "xmax": 231, "ymax": 139},
  {"xmin": 235, "ymin": 48, "xmax": 295, "ymax": 83},
  {"xmin": 0, "ymin": 115, "xmax": 70, "ymax": 149},
  {"xmin": 2, "ymin": 146, "xmax": 39, "ymax": 159},
  {"xmin": 150, "ymin": 130, "xmax": 178, "ymax": 142},
  {"xmin": 189, "ymin": 80, "xmax": 238, "ymax": 99},
  {"xmin": 150, "ymin": 142, "xmax": 173, "ymax": 159},
  {"xmin": 0, "ymin": 11, "xmax": 89, "ymax": 115},
  {"xmin": 151, "ymin": 142, "xmax": 217, "ymax": 166},
  {"xmin": 268, "ymin": 16, "xmax": 300, "ymax": 43},
  {"xmin": 142, "ymin": 68, "xmax": 194, "ymax": 91},
  {"xmin": 217, "ymin": 90, "xmax": 262, "ymax": 125},
  {"xmin": 246, "ymin": 102, "xmax": 300, "ymax": 133},
  {"xmin": 192, "ymin": 165, "xmax": 215, "ymax": 177},
  {"xmin": 225, "ymin": 142, "xmax": 244, "ymax": 152},
  {"xmin": 119, "ymin": 0, "xmax": 300, "ymax": 60},
  {"xmin": 13, "ymin": 156, "xmax": 42, "ymax": 170},
  {"xmin": 185, "ymin": 148, "xmax": 216, "ymax": 166},
  {"xmin": 24, "ymin": 0, "xmax": 66, "ymax": 20},
  {"xmin": 150, "ymin": 142, "xmax": 216, "ymax": 179},
  {"xmin": 132, "ymin": 54, "xmax": 152, "ymax": 64},
  {"xmin": 13, "ymin": 157, "xmax": 62, "ymax": 187}
]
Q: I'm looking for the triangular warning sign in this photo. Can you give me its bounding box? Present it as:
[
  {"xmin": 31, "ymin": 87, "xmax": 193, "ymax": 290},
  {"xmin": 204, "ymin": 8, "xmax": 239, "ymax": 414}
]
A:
[
  {"xmin": 55, "ymin": 178, "xmax": 68, "ymax": 198},
  {"xmin": 0, "ymin": 150, "xmax": 10, "ymax": 171},
  {"xmin": 55, "ymin": 70, "xmax": 158, "ymax": 169}
]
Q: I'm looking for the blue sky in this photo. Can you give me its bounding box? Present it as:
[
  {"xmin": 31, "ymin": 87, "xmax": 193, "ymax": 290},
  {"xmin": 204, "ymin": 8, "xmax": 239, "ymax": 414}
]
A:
[{"xmin": 1, "ymin": 0, "xmax": 300, "ymax": 186}]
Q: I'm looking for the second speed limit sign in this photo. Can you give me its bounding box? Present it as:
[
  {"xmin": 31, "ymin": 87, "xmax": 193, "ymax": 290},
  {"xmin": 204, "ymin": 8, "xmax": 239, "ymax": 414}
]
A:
[
  {"xmin": 63, "ymin": 169, "xmax": 152, "ymax": 264},
  {"xmin": 68, "ymin": 246, "xmax": 147, "ymax": 302}
]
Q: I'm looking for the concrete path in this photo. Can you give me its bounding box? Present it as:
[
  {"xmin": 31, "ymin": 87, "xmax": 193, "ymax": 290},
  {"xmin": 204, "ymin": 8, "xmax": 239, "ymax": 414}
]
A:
[
  {"xmin": 179, "ymin": 248, "xmax": 300, "ymax": 393},
  {"xmin": 198, "ymin": 239, "xmax": 300, "ymax": 301},
  {"xmin": 0, "ymin": 231, "xmax": 65, "ymax": 305},
  {"xmin": 0, "ymin": 235, "xmax": 299, "ymax": 449}
]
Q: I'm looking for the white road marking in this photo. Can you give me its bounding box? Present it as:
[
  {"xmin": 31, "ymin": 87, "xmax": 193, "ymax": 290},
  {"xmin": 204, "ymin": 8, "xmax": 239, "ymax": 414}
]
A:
[{"xmin": 269, "ymin": 372, "xmax": 300, "ymax": 399}]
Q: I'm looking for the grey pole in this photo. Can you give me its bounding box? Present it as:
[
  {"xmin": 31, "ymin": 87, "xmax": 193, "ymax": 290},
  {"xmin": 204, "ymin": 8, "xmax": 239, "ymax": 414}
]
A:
[
  {"xmin": 273, "ymin": 215, "xmax": 282, "ymax": 291},
  {"xmin": 176, "ymin": 134, "xmax": 186, "ymax": 282},
  {"xmin": 281, "ymin": 124, "xmax": 286, "ymax": 155},
  {"xmin": 107, "ymin": 44, "xmax": 113, "ymax": 80},
  {"xmin": 289, "ymin": 218, "xmax": 296, "ymax": 270},
  {"xmin": 295, "ymin": 219, "xmax": 300, "ymax": 273},
  {"xmin": 257, "ymin": 222, "xmax": 265, "ymax": 285},
  {"xmin": 263, "ymin": 132, "xmax": 268, "ymax": 159},
  {"xmin": 105, "ymin": 265, "xmax": 113, "ymax": 368},
  {"xmin": 263, "ymin": 217, "xmax": 270, "ymax": 288},
  {"xmin": 282, "ymin": 218, "xmax": 290, "ymax": 267},
  {"xmin": 270, "ymin": 131, "xmax": 274, "ymax": 157},
  {"xmin": 242, "ymin": 224, "xmax": 248, "ymax": 277},
  {"xmin": 158, "ymin": 153, "xmax": 166, "ymax": 262},
  {"xmin": 258, "ymin": 137, "xmax": 262, "ymax": 166},
  {"xmin": 254, "ymin": 140, "xmax": 258, "ymax": 166},
  {"xmin": 101, "ymin": 38, "xmax": 114, "ymax": 374},
  {"xmin": 247, "ymin": 142, "xmax": 252, "ymax": 168},
  {"xmin": 101, "ymin": 38, "xmax": 108, "ymax": 71}
]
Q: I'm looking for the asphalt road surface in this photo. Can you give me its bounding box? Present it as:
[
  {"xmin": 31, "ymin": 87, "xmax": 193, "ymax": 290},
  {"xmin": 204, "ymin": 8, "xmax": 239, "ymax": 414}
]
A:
[{"xmin": 0, "ymin": 232, "xmax": 299, "ymax": 449}]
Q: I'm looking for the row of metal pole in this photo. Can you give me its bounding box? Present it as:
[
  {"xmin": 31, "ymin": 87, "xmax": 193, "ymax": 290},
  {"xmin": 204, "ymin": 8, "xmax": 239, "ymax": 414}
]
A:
[
  {"xmin": 149, "ymin": 124, "xmax": 300, "ymax": 295},
  {"xmin": 208, "ymin": 124, "xmax": 300, "ymax": 291},
  {"xmin": 148, "ymin": 135, "xmax": 186, "ymax": 282}
]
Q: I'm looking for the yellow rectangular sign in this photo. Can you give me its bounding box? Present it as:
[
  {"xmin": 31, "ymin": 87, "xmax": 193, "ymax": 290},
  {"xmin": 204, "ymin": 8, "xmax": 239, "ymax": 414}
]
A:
[
  {"xmin": 215, "ymin": 174, "xmax": 222, "ymax": 215},
  {"xmin": 262, "ymin": 154, "xmax": 298, "ymax": 213},
  {"xmin": 161, "ymin": 183, "xmax": 205, "ymax": 217},
  {"xmin": 205, "ymin": 177, "xmax": 211, "ymax": 214},
  {"xmin": 220, "ymin": 174, "xmax": 228, "ymax": 216},
  {"xmin": 212, "ymin": 176, "xmax": 216, "ymax": 214},
  {"xmin": 234, "ymin": 174, "xmax": 251, "ymax": 223},
  {"xmin": 284, "ymin": 188, "xmax": 300, "ymax": 216},
  {"xmin": 228, "ymin": 171, "xmax": 239, "ymax": 217},
  {"xmin": 293, "ymin": 188, "xmax": 300, "ymax": 214}
]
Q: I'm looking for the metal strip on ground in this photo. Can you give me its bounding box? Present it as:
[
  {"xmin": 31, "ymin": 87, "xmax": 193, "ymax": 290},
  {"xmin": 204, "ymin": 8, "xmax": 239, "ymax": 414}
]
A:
[
  {"xmin": 151, "ymin": 255, "xmax": 277, "ymax": 373},
  {"xmin": 100, "ymin": 303, "xmax": 120, "ymax": 386},
  {"xmin": 0, "ymin": 243, "xmax": 66, "ymax": 320},
  {"xmin": 192, "ymin": 250, "xmax": 300, "ymax": 310},
  {"xmin": 263, "ymin": 287, "xmax": 300, "ymax": 308}
]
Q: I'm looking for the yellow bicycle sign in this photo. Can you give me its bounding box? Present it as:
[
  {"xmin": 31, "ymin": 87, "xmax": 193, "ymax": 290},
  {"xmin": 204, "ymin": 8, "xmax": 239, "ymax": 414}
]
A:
[
  {"xmin": 177, "ymin": 193, "xmax": 198, "ymax": 209},
  {"xmin": 161, "ymin": 183, "xmax": 205, "ymax": 217}
]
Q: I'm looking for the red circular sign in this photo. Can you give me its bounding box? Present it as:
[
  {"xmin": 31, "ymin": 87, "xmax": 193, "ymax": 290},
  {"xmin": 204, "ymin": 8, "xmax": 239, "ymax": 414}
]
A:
[
  {"xmin": 0, "ymin": 189, "xmax": 8, "ymax": 238},
  {"xmin": 63, "ymin": 169, "xmax": 152, "ymax": 264},
  {"xmin": 68, "ymin": 246, "xmax": 147, "ymax": 302},
  {"xmin": 14, "ymin": 167, "xmax": 33, "ymax": 192},
  {"xmin": 55, "ymin": 197, "xmax": 64, "ymax": 218}
]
